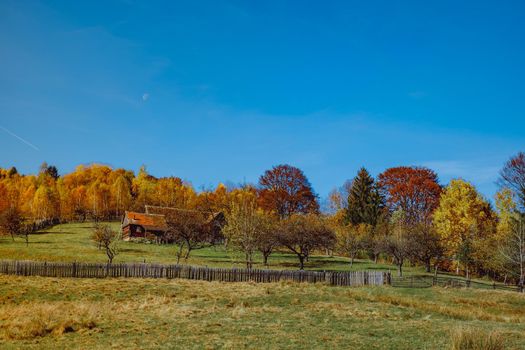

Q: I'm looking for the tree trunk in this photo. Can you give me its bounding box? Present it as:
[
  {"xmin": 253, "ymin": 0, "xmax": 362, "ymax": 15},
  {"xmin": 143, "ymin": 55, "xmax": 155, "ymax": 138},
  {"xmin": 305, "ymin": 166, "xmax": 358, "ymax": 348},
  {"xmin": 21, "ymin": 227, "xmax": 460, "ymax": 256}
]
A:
[
  {"xmin": 245, "ymin": 252, "xmax": 253, "ymax": 269},
  {"xmin": 397, "ymin": 258, "xmax": 403, "ymax": 277},
  {"xmin": 184, "ymin": 245, "xmax": 192, "ymax": 260},
  {"xmin": 176, "ymin": 243, "xmax": 184, "ymax": 264},
  {"xmin": 298, "ymin": 255, "xmax": 305, "ymax": 270},
  {"xmin": 263, "ymin": 253, "xmax": 269, "ymax": 266},
  {"xmin": 425, "ymin": 259, "xmax": 431, "ymax": 273}
]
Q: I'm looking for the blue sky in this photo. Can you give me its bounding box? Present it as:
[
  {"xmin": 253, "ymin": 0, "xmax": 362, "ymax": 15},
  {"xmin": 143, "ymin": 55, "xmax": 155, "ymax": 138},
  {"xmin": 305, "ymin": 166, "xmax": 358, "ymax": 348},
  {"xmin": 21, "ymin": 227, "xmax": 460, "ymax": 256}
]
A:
[{"xmin": 1, "ymin": 0, "xmax": 524, "ymax": 202}]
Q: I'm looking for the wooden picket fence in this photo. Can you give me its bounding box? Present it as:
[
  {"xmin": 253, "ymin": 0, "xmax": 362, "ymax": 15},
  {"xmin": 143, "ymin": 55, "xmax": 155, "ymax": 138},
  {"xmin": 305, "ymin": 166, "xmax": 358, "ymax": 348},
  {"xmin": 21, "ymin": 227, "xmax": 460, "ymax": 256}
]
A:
[{"xmin": 0, "ymin": 260, "xmax": 390, "ymax": 287}]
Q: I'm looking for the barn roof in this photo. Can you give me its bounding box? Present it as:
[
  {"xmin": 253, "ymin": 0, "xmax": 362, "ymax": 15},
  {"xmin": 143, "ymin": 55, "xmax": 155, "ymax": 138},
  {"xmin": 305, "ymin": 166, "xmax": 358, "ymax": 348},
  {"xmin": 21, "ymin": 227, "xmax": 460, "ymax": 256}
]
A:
[{"xmin": 122, "ymin": 211, "xmax": 168, "ymax": 231}]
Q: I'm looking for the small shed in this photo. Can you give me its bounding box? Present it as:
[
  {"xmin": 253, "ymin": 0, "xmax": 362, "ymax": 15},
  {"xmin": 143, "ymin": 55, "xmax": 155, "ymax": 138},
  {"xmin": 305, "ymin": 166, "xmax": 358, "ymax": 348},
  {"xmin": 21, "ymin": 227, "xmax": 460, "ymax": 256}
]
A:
[{"xmin": 121, "ymin": 211, "xmax": 168, "ymax": 241}]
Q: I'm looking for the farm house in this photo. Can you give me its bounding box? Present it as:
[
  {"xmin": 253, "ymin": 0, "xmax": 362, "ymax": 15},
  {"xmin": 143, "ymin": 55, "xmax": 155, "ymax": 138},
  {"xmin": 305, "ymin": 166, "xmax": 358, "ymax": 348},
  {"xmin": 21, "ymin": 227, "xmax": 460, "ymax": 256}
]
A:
[{"xmin": 121, "ymin": 211, "xmax": 168, "ymax": 241}]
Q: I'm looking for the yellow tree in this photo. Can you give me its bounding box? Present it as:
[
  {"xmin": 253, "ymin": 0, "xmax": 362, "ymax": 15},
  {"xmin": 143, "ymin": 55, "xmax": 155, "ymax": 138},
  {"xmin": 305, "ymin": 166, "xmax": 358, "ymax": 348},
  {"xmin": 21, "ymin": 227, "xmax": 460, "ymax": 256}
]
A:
[
  {"xmin": 132, "ymin": 166, "xmax": 157, "ymax": 211},
  {"xmin": 495, "ymin": 188, "xmax": 518, "ymax": 239},
  {"xmin": 111, "ymin": 174, "xmax": 132, "ymax": 217},
  {"xmin": 495, "ymin": 188, "xmax": 525, "ymax": 286},
  {"xmin": 222, "ymin": 189, "xmax": 260, "ymax": 268},
  {"xmin": 32, "ymin": 183, "xmax": 60, "ymax": 221},
  {"xmin": 433, "ymin": 179, "xmax": 496, "ymax": 277}
]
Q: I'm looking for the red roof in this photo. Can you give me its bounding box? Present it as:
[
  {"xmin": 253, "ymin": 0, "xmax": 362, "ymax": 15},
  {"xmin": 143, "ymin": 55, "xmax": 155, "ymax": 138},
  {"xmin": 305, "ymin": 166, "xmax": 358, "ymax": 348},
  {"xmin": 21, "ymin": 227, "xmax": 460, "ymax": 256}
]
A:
[{"xmin": 122, "ymin": 211, "xmax": 168, "ymax": 231}]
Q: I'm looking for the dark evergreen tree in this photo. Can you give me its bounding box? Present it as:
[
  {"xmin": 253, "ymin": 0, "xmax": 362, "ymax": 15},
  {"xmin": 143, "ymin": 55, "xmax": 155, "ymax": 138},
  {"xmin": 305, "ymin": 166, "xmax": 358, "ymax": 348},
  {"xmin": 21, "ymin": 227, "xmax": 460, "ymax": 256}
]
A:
[
  {"xmin": 7, "ymin": 167, "xmax": 17, "ymax": 177},
  {"xmin": 346, "ymin": 167, "xmax": 384, "ymax": 226},
  {"xmin": 39, "ymin": 162, "xmax": 59, "ymax": 180}
]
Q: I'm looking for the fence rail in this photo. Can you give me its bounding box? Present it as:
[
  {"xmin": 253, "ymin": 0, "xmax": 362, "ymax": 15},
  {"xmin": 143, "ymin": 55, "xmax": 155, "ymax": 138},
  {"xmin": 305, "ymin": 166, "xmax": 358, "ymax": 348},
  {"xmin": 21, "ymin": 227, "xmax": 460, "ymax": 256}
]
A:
[
  {"xmin": 0, "ymin": 260, "xmax": 390, "ymax": 287},
  {"xmin": 391, "ymin": 275, "xmax": 523, "ymax": 292}
]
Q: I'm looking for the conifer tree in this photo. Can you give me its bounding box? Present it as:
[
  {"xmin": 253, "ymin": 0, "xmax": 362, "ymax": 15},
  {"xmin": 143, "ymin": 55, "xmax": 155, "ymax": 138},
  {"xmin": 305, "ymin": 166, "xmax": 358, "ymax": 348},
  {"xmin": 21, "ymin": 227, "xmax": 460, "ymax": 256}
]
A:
[{"xmin": 346, "ymin": 168, "xmax": 384, "ymax": 226}]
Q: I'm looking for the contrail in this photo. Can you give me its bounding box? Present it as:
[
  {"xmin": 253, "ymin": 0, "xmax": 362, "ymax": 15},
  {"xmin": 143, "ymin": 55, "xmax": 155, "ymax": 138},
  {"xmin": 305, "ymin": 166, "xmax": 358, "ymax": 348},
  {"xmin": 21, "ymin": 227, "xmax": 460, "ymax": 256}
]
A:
[{"xmin": 0, "ymin": 126, "xmax": 40, "ymax": 151}]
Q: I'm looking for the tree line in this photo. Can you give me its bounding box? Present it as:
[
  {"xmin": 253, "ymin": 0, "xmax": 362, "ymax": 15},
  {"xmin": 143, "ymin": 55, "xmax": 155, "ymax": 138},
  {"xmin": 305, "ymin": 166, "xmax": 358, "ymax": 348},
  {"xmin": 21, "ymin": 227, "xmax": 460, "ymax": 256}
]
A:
[{"xmin": 1, "ymin": 153, "xmax": 525, "ymax": 286}]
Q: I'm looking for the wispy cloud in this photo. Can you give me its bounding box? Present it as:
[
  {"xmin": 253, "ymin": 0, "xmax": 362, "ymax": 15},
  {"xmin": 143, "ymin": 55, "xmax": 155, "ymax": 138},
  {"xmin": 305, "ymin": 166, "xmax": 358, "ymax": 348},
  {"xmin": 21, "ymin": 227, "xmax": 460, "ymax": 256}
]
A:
[{"xmin": 0, "ymin": 126, "xmax": 40, "ymax": 151}]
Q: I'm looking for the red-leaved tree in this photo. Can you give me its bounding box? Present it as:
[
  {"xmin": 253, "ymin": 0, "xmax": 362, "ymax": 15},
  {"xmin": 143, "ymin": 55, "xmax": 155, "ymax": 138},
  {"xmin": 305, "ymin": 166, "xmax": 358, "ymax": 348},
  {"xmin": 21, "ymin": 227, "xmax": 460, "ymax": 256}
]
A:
[
  {"xmin": 258, "ymin": 164, "xmax": 319, "ymax": 219},
  {"xmin": 378, "ymin": 166, "xmax": 442, "ymax": 225}
]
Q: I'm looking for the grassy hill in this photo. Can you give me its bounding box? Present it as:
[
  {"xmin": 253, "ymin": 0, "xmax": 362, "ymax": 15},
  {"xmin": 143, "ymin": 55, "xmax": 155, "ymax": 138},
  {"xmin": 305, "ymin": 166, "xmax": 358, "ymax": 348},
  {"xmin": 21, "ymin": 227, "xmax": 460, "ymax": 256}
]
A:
[
  {"xmin": 1, "ymin": 275, "xmax": 524, "ymax": 349},
  {"xmin": 1, "ymin": 222, "xmax": 524, "ymax": 349},
  {"xmin": 0, "ymin": 221, "xmax": 422, "ymax": 274}
]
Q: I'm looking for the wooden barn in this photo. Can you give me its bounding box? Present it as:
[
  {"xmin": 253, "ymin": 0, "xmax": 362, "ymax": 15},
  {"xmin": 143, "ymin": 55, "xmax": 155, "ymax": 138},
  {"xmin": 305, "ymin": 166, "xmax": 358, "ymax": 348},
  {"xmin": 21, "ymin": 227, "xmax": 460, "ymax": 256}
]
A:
[{"xmin": 121, "ymin": 211, "xmax": 168, "ymax": 241}]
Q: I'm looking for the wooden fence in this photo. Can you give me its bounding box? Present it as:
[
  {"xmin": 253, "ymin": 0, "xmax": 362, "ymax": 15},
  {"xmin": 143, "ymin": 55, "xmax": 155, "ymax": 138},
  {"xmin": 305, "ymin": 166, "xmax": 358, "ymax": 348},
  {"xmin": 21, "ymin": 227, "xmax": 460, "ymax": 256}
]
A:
[
  {"xmin": 391, "ymin": 275, "xmax": 524, "ymax": 292},
  {"xmin": 0, "ymin": 260, "xmax": 390, "ymax": 287}
]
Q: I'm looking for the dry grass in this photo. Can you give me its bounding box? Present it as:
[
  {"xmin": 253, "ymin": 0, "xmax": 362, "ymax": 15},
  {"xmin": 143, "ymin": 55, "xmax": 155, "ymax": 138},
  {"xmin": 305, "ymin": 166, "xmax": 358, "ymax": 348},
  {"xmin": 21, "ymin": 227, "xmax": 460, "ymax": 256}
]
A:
[
  {"xmin": 0, "ymin": 303, "xmax": 97, "ymax": 340},
  {"xmin": 450, "ymin": 328, "xmax": 504, "ymax": 350},
  {"xmin": 0, "ymin": 276, "xmax": 524, "ymax": 349},
  {"xmin": 352, "ymin": 291, "xmax": 525, "ymax": 323}
]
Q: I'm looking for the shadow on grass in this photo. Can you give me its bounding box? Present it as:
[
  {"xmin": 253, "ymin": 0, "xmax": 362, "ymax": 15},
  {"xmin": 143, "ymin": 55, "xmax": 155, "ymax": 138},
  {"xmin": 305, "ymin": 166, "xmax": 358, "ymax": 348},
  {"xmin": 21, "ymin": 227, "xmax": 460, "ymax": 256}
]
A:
[{"xmin": 33, "ymin": 231, "xmax": 79, "ymax": 235}]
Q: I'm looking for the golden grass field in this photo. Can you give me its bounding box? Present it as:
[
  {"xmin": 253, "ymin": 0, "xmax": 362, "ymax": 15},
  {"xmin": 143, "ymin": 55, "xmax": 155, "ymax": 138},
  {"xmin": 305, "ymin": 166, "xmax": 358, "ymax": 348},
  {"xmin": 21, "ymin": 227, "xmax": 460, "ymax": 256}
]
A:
[{"xmin": 1, "ymin": 275, "xmax": 524, "ymax": 349}]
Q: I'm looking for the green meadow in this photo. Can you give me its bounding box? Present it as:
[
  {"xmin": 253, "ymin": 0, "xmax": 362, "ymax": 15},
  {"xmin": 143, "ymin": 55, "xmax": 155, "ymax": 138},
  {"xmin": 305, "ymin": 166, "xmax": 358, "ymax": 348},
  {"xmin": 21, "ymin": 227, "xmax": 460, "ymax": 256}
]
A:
[{"xmin": 0, "ymin": 222, "xmax": 415, "ymax": 274}]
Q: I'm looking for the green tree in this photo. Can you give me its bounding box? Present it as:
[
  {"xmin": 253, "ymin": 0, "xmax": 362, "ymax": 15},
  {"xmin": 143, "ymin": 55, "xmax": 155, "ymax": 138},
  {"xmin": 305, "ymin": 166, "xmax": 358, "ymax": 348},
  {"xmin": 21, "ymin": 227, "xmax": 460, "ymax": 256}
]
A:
[{"xmin": 346, "ymin": 167, "xmax": 384, "ymax": 226}]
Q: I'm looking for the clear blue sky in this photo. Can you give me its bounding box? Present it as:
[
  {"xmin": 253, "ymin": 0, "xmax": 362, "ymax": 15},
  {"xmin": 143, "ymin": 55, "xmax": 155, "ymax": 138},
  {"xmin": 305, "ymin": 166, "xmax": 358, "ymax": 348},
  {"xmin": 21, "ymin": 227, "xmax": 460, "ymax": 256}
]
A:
[{"xmin": 1, "ymin": 0, "xmax": 524, "ymax": 202}]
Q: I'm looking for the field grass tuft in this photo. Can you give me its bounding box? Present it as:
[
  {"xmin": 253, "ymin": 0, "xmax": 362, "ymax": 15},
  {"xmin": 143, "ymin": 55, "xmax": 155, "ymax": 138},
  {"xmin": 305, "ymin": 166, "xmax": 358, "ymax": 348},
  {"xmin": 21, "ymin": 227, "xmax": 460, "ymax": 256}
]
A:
[
  {"xmin": 0, "ymin": 303, "xmax": 97, "ymax": 340},
  {"xmin": 450, "ymin": 328, "xmax": 504, "ymax": 350}
]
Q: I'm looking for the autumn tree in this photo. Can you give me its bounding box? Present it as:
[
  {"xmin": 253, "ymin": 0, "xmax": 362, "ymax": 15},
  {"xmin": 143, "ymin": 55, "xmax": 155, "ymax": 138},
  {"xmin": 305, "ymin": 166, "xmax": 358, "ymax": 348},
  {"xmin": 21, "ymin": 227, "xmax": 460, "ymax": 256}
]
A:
[
  {"xmin": 222, "ymin": 187, "xmax": 279, "ymax": 267},
  {"xmin": 346, "ymin": 168, "xmax": 384, "ymax": 226},
  {"xmin": 327, "ymin": 180, "xmax": 353, "ymax": 213},
  {"xmin": 132, "ymin": 165, "xmax": 157, "ymax": 211},
  {"xmin": 334, "ymin": 222, "xmax": 370, "ymax": 268},
  {"xmin": 381, "ymin": 210, "xmax": 413, "ymax": 277},
  {"xmin": 278, "ymin": 214, "xmax": 335, "ymax": 270},
  {"xmin": 223, "ymin": 191, "xmax": 260, "ymax": 268},
  {"xmin": 258, "ymin": 164, "xmax": 319, "ymax": 218},
  {"xmin": 409, "ymin": 223, "xmax": 444, "ymax": 273},
  {"xmin": 256, "ymin": 212, "xmax": 279, "ymax": 266},
  {"xmin": 32, "ymin": 183, "xmax": 60, "ymax": 221},
  {"xmin": 498, "ymin": 151, "xmax": 525, "ymax": 209},
  {"xmin": 495, "ymin": 189, "xmax": 525, "ymax": 287},
  {"xmin": 0, "ymin": 206, "xmax": 23, "ymax": 241},
  {"xmin": 499, "ymin": 214, "xmax": 525, "ymax": 289},
  {"xmin": 433, "ymin": 179, "xmax": 497, "ymax": 277},
  {"xmin": 164, "ymin": 209, "xmax": 210, "ymax": 261},
  {"xmin": 378, "ymin": 166, "xmax": 442, "ymax": 270},
  {"xmin": 39, "ymin": 162, "xmax": 59, "ymax": 180},
  {"xmin": 378, "ymin": 166, "xmax": 441, "ymax": 225},
  {"xmin": 92, "ymin": 224, "xmax": 120, "ymax": 263},
  {"xmin": 111, "ymin": 174, "xmax": 133, "ymax": 217}
]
